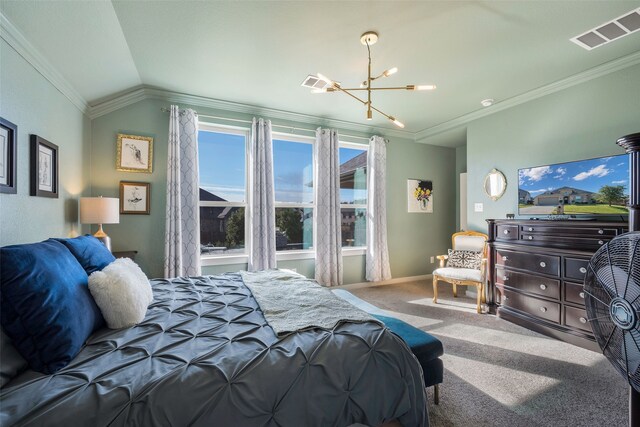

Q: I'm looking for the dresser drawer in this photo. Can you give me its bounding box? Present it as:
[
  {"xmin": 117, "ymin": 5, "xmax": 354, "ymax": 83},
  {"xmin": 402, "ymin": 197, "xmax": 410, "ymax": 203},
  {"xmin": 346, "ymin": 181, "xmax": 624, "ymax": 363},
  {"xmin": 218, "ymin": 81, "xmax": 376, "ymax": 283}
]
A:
[
  {"xmin": 495, "ymin": 249, "xmax": 560, "ymax": 276},
  {"xmin": 496, "ymin": 224, "xmax": 519, "ymax": 240},
  {"xmin": 520, "ymin": 233, "xmax": 609, "ymax": 251},
  {"xmin": 498, "ymin": 286, "xmax": 560, "ymax": 324},
  {"xmin": 496, "ymin": 267, "xmax": 560, "ymax": 300},
  {"xmin": 565, "ymin": 281, "xmax": 587, "ymax": 305},
  {"xmin": 520, "ymin": 225, "xmax": 619, "ymax": 237},
  {"xmin": 565, "ymin": 258, "xmax": 590, "ymax": 281},
  {"xmin": 564, "ymin": 306, "xmax": 592, "ymax": 333}
]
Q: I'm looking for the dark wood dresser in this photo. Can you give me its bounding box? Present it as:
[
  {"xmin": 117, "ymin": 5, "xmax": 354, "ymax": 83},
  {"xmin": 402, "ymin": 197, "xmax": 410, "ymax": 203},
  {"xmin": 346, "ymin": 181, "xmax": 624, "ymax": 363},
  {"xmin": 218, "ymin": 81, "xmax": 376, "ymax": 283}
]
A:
[{"xmin": 486, "ymin": 219, "xmax": 628, "ymax": 350}]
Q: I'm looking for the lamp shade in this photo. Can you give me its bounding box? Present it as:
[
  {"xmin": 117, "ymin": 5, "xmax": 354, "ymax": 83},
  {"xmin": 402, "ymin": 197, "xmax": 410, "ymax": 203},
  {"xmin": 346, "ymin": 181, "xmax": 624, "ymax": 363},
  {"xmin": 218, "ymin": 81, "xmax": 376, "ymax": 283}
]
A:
[{"xmin": 79, "ymin": 197, "xmax": 120, "ymax": 224}]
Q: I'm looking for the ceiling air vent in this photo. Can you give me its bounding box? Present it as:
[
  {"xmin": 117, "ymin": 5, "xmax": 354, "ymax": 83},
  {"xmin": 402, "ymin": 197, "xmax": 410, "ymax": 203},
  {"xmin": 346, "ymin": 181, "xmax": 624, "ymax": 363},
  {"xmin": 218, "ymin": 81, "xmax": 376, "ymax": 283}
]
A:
[
  {"xmin": 571, "ymin": 8, "xmax": 640, "ymax": 50},
  {"xmin": 301, "ymin": 75, "xmax": 329, "ymax": 90}
]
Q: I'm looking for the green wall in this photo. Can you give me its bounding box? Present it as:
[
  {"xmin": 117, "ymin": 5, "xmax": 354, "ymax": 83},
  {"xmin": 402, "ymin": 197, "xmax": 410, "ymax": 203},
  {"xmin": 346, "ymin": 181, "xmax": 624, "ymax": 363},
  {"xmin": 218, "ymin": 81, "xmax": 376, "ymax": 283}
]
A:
[
  {"xmin": 91, "ymin": 98, "xmax": 457, "ymax": 281},
  {"xmin": 0, "ymin": 39, "xmax": 90, "ymax": 246},
  {"xmin": 466, "ymin": 63, "xmax": 640, "ymax": 233},
  {"xmin": 455, "ymin": 144, "xmax": 467, "ymax": 230}
]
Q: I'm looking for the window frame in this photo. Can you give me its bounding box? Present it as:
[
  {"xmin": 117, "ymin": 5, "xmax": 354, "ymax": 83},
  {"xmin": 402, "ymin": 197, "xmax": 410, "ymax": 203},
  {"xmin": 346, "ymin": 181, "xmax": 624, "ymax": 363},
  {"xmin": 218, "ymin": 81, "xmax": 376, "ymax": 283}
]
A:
[
  {"xmin": 339, "ymin": 141, "xmax": 368, "ymax": 251},
  {"xmin": 272, "ymin": 132, "xmax": 315, "ymax": 256},
  {"xmin": 198, "ymin": 122, "xmax": 250, "ymax": 265},
  {"xmin": 198, "ymin": 124, "xmax": 369, "ymax": 264}
]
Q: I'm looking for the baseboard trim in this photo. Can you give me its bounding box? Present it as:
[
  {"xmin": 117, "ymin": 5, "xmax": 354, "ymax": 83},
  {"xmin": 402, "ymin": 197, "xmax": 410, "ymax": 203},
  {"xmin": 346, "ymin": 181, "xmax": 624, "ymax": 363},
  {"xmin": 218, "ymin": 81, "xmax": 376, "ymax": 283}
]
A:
[{"xmin": 337, "ymin": 274, "xmax": 432, "ymax": 290}]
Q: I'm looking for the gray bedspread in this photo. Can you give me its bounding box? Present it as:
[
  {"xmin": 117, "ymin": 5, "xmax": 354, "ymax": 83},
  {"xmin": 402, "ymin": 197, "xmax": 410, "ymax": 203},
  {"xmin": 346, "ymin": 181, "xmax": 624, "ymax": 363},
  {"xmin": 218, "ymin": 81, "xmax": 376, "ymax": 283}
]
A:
[
  {"xmin": 240, "ymin": 269, "xmax": 379, "ymax": 337},
  {"xmin": 0, "ymin": 273, "xmax": 427, "ymax": 427}
]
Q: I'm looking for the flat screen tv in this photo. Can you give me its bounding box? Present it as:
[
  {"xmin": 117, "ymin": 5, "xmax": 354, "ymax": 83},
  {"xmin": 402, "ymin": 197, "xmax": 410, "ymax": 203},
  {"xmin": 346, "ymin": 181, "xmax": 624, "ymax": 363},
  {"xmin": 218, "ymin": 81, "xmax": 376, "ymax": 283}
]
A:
[{"xmin": 518, "ymin": 154, "xmax": 630, "ymax": 217}]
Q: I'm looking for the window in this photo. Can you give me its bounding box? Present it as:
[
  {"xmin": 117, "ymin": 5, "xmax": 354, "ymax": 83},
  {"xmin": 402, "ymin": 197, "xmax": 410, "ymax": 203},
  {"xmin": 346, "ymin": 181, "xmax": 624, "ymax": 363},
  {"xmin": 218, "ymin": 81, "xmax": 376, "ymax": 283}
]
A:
[
  {"xmin": 272, "ymin": 135, "xmax": 314, "ymax": 251},
  {"xmin": 339, "ymin": 143, "xmax": 367, "ymax": 247},
  {"xmin": 198, "ymin": 125, "xmax": 248, "ymax": 256}
]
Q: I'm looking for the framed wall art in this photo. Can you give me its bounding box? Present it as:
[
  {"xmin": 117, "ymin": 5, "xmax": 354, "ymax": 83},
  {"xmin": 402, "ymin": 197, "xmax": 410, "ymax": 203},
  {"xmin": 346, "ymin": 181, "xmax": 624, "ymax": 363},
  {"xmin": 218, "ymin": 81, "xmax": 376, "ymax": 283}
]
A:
[
  {"xmin": 120, "ymin": 181, "xmax": 150, "ymax": 214},
  {"xmin": 0, "ymin": 117, "xmax": 17, "ymax": 194},
  {"xmin": 407, "ymin": 179, "xmax": 433, "ymax": 213},
  {"xmin": 30, "ymin": 135, "xmax": 58, "ymax": 198},
  {"xmin": 116, "ymin": 134, "xmax": 153, "ymax": 173}
]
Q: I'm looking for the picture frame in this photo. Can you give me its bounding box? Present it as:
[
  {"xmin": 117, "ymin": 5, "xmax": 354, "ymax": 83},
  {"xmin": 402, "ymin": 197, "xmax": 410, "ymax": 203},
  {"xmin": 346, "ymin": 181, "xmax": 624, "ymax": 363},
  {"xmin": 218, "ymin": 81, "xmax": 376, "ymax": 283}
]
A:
[
  {"xmin": 30, "ymin": 135, "xmax": 58, "ymax": 198},
  {"xmin": 407, "ymin": 179, "xmax": 433, "ymax": 213},
  {"xmin": 120, "ymin": 181, "xmax": 150, "ymax": 214},
  {"xmin": 116, "ymin": 134, "xmax": 153, "ymax": 173},
  {"xmin": 0, "ymin": 117, "xmax": 17, "ymax": 194}
]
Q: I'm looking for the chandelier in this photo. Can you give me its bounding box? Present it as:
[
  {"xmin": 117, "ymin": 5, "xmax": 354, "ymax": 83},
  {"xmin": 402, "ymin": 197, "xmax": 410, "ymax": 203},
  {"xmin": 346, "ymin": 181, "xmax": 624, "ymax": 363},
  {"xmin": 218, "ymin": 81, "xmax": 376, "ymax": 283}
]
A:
[{"xmin": 301, "ymin": 31, "xmax": 436, "ymax": 129}]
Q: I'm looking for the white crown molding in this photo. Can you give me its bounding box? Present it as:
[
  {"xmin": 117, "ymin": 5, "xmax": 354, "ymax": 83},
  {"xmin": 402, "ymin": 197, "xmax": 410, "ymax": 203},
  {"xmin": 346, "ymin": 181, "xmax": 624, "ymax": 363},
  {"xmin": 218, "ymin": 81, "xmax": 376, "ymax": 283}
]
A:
[
  {"xmin": 414, "ymin": 50, "xmax": 640, "ymax": 143},
  {"xmin": 89, "ymin": 86, "xmax": 414, "ymax": 139},
  {"xmin": 0, "ymin": 12, "xmax": 89, "ymax": 115}
]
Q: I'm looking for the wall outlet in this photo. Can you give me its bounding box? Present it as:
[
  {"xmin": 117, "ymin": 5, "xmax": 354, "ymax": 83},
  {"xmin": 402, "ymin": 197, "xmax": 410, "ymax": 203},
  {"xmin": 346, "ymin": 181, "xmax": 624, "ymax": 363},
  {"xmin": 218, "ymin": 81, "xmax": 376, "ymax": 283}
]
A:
[
  {"xmin": 430, "ymin": 256, "xmax": 434, "ymax": 263},
  {"xmin": 474, "ymin": 203, "xmax": 484, "ymax": 212}
]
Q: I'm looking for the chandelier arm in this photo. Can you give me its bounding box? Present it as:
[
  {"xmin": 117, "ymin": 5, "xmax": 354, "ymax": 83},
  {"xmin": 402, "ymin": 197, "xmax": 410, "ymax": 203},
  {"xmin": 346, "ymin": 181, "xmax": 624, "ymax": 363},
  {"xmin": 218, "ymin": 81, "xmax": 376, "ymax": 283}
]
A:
[
  {"xmin": 366, "ymin": 40, "xmax": 372, "ymax": 119},
  {"xmin": 369, "ymin": 104, "xmax": 395, "ymax": 121},
  {"xmin": 333, "ymin": 87, "xmax": 418, "ymax": 91},
  {"xmin": 334, "ymin": 86, "xmax": 368, "ymax": 106}
]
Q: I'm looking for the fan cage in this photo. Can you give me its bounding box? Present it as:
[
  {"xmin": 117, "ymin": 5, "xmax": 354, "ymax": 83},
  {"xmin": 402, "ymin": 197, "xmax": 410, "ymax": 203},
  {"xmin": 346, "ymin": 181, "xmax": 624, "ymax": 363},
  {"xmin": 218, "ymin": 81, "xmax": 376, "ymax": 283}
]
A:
[{"xmin": 585, "ymin": 231, "xmax": 640, "ymax": 392}]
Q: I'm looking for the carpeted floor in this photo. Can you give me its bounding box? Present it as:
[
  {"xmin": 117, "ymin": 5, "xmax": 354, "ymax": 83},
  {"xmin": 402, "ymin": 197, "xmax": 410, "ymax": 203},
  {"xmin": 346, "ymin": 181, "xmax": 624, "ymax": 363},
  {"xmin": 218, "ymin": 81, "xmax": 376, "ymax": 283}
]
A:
[{"xmin": 349, "ymin": 280, "xmax": 628, "ymax": 427}]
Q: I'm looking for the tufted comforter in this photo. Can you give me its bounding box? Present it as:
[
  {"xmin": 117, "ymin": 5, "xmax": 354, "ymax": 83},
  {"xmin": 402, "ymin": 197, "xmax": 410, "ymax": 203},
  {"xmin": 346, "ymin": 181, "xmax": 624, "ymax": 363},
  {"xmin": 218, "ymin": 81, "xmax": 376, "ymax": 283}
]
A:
[{"xmin": 1, "ymin": 273, "xmax": 428, "ymax": 426}]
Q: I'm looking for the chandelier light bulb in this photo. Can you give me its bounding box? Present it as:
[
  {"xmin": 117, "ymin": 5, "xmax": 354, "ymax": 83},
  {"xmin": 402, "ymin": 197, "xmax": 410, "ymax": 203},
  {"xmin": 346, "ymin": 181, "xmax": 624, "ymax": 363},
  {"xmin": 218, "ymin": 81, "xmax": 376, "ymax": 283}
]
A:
[
  {"xmin": 389, "ymin": 117, "xmax": 405, "ymax": 128},
  {"xmin": 383, "ymin": 67, "xmax": 398, "ymax": 77},
  {"xmin": 415, "ymin": 85, "xmax": 436, "ymax": 91},
  {"xmin": 311, "ymin": 88, "xmax": 327, "ymax": 94}
]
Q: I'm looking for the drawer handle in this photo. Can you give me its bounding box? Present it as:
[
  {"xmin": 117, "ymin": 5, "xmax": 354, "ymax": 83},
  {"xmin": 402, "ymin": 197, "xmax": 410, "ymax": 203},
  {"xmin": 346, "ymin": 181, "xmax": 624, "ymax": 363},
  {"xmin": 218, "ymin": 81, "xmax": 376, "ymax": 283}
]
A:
[
  {"xmin": 528, "ymin": 236, "xmax": 534, "ymax": 240},
  {"xmin": 598, "ymin": 229, "xmax": 604, "ymax": 235},
  {"xmin": 503, "ymin": 229, "xmax": 510, "ymax": 235},
  {"xmin": 539, "ymin": 261, "xmax": 546, "ymax": 268},
  {"xmin": 528, "ymin": 227, "xmax": 534, "ymax": 232},
  {"xmin": 598, "ymin": 240, "xmax": 604, "ymax": 245},
  {"xmin": 579, "ymin": 267, "xmax": 587, "ymax": 274},
  {"xmin": 579, "ymin": 317, "xmax": 587, "ymax": 324},
  {"xmin": 579, "ymin": 291, "xmax": 585, "ymax": 299},
  {"xmin": 539, "ymin": 307, "xmax": 548, "ymax": 313},
  {"xmin": 502, "ymin": 276, "xmax": 509, "ymax": 281},
  {"xmin": 503, "ymin": 256, "xmax": 508, "ymax": 261},
  {"xmin": 540, "ymin": 284, "xmax": 547, "ymax": 290}
]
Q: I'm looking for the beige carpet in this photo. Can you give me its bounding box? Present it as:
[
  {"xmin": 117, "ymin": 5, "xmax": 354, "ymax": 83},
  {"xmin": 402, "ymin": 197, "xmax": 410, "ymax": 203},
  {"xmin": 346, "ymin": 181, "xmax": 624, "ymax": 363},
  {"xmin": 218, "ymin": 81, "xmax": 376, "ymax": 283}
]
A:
[{"xmin": 350, "ymin": 280, "xmax": 628, "ymax": 427}]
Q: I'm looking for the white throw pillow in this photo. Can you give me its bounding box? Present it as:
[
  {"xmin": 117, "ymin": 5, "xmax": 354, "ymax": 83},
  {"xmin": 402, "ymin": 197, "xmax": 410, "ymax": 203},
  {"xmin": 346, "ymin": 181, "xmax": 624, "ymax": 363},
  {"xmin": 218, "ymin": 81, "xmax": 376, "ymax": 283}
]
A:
[{"xmin": 88, "ymin": 258, "xmax": 153, "ymax": 329}]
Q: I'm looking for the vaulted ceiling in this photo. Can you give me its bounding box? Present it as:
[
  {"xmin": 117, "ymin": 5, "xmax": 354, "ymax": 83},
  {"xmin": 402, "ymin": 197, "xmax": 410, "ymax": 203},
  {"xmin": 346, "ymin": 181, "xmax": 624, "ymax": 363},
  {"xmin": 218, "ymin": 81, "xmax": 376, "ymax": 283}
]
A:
[{"xmin": 2, "ymin": 1, "xmax": 639, "ymax": 142}]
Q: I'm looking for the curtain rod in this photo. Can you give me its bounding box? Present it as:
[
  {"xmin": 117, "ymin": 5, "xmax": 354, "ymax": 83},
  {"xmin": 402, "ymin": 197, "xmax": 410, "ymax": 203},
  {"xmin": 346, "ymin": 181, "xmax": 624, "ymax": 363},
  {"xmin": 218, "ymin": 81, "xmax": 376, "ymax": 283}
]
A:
[{"xmin": 160, "ymin": 107, "xmax": 375, "ymax": 142}]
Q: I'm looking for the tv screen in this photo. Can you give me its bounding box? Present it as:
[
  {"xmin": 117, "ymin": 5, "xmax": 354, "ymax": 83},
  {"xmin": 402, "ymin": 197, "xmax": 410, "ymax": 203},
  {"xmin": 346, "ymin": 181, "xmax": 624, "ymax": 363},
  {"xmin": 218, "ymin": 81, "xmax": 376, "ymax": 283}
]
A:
[{"xmin": 518, "ymin": 154, "xmax": 630, "ymax": 216}]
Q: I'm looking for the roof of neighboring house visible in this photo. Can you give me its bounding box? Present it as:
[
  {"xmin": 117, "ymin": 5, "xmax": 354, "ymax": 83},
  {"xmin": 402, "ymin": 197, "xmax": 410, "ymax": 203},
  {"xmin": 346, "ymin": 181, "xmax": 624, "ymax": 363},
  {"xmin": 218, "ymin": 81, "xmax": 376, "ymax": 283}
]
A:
[
  {"xmin": 199, "ymin": 187, "xmax": 227, "ymax": 202},
  {"xmin": 535, "ymin": 186, "xmax": 596, "ymax": 197},
  {"xmin": 519, "ymin": 189, "xmax": 532, "ymax": 197},
  {"xmin": 340, "ymin": 152, "xmax": 367, "ymax": 177}
]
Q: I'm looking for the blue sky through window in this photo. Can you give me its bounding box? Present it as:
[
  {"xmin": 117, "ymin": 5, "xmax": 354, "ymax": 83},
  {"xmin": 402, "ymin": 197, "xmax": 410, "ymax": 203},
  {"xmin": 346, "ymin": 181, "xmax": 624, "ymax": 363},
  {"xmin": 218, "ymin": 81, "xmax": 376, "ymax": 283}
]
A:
[
  {"xmin": 198, "ymin": 131, "xmax": 246, "ymax": 202},
  {"xmin": 518, "ymin": 154, "xmax": 629, "ymax": 196}
]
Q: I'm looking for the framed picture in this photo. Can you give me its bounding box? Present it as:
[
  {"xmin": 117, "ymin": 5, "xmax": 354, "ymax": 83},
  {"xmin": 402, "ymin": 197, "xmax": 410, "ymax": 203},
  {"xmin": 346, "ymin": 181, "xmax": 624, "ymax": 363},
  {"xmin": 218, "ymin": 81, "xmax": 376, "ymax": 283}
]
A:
[
  {"xmin": 0, "ymin": 117, "xmax": 17, "ymax": 194},
  {"xmin": 116, "ymin": 134, "xmax": 153, "ymax": 173},
  {"xmin": 30, "ymin": 135, "xmax": 58, "ymax": 198},
  {"xmin": 407, "ymin": 179, "xmax": 433, "ymax": 213},
  {"xmin": 120, "ymin": 181, "xmax": 150, "ymax": 214}
]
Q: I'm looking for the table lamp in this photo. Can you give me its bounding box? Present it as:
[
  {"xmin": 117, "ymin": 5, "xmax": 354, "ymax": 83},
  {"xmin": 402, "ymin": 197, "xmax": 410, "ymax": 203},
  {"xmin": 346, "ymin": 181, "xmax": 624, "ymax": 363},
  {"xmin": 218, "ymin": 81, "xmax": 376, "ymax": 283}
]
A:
[{"xmin": 79, "ymin": 196, "xmax": 120, "ymax": 251}]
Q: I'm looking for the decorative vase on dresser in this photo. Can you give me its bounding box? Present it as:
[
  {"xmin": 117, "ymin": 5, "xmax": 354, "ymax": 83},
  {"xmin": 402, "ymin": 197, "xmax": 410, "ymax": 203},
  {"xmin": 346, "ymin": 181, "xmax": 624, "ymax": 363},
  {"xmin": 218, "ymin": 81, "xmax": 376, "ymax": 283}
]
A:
[{"xmin": 486, "ymin": 219, "xmax": 628, "ymax": 351}]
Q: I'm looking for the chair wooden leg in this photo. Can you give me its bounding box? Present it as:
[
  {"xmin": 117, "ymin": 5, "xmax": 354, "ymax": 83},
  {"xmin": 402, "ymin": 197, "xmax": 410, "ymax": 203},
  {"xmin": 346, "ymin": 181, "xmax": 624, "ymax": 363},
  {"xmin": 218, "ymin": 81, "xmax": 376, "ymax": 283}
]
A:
[
  {"xmin": 434, "ymin": 384, "xmax": 440, "ymax": 405},
  {"xmin": 452, "ymin": 283, "xmax": 457, "ymax": 298},
  {"xmin": 481, "ymin": 283, "xmax": 486, "ymax": 304},
  {"xmin": 476, "ymin": 283, "xmax": 482, "ymax": 314},
  {"xmin": 432, "ymin": 276, "xmax": 438, "ymax": 303}
]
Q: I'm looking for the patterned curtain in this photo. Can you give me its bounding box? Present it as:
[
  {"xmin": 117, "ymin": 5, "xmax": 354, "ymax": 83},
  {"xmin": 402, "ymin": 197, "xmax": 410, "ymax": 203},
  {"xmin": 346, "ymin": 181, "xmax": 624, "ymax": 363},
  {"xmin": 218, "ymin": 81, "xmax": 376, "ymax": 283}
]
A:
[
  {"xmin": 164, "ymin": 106, "xmax": 201, "ymax": 277},
  {"xmin": 314, "ymin": 128, "xmax": 343, "ymax": 286},
  {"xmin": 248, "ymin": 118, "xmax": 276, "ymax": 271},
  {"xmin": 366, "ymin": 135, "xmax": 391, "ymax": 282}
]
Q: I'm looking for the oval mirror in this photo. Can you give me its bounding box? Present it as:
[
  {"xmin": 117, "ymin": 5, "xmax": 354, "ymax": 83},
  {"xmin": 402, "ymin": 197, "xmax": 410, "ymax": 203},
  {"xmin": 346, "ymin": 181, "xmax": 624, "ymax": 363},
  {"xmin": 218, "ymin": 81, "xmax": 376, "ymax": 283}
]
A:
[{"xmin": 484, "ymin": 168, "xmax": 507, "ymax": 201}]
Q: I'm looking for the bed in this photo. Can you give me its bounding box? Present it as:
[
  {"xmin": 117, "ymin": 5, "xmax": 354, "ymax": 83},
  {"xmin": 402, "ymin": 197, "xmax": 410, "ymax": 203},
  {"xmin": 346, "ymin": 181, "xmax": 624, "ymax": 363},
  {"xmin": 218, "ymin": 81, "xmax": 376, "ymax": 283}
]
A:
[{"xmin": 1, "ymin": 272, "xmax": 428, "ymax": 426}]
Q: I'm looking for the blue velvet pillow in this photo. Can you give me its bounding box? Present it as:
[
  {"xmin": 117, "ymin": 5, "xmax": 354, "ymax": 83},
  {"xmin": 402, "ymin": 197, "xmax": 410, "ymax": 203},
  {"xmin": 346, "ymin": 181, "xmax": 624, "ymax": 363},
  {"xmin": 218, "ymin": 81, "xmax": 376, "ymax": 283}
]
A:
[
  {"xmin": 54, "ymin": 235, "xmax": 115, "ymax": 275},
  {"xmin": 0, "ymin": 240, "xmax": 105, "ymax": 374}
]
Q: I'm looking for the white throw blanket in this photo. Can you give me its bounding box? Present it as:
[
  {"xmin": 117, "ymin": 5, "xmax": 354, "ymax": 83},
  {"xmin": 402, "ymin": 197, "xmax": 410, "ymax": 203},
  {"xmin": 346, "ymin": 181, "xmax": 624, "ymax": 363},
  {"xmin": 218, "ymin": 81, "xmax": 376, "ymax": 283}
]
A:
[{"xmin": 240, "ymin": 269, "xmax": 379, "ymax": 337}]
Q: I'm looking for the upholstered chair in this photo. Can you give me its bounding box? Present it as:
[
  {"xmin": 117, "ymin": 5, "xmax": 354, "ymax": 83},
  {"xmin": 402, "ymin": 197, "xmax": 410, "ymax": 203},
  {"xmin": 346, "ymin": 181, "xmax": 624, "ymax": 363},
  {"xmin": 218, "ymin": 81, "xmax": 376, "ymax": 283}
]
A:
[{"xmin": 432, "ymin": 231, "xmax": 488, "ymax": 314}]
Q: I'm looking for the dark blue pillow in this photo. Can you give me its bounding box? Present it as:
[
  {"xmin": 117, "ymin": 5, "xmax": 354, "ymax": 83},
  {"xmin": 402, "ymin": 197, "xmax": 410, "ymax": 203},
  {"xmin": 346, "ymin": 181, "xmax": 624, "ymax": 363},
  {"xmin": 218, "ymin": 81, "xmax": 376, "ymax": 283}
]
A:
[
  {"xmin": 54, "ymin": 235, "xmax": 115, "ymax": 275},
  {"xmin": 0, "ymin": 240, "xmax": 105, "ymax": 374}
]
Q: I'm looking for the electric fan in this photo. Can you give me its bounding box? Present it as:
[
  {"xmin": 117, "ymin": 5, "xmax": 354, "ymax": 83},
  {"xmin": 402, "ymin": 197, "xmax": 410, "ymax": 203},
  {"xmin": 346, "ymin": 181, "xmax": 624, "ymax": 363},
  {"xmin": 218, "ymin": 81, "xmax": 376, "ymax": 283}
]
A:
[{"xmin": 584, "ymin": 232, "xmax": 640, "ymax": 425}]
